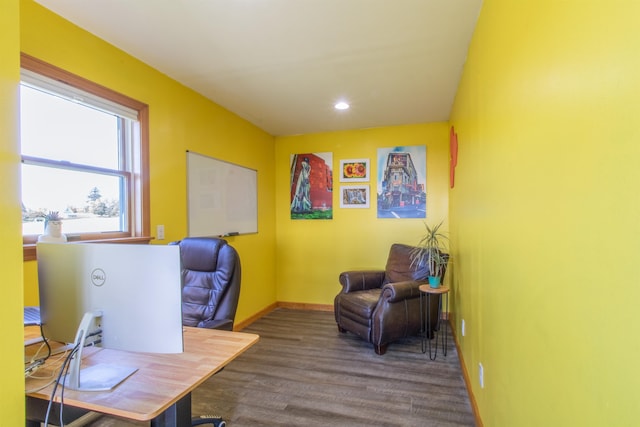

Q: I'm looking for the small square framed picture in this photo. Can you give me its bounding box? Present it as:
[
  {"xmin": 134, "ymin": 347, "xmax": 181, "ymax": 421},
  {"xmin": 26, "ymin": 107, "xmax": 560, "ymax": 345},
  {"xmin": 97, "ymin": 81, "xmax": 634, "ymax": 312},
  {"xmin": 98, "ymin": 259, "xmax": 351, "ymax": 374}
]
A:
[
  {"xmin": 340, "ymin": 185, "xmax": 370, "ymax": 209},
  {"xmin": 339, "ymin": 158, "xmax": 370, "ymax": 182}
]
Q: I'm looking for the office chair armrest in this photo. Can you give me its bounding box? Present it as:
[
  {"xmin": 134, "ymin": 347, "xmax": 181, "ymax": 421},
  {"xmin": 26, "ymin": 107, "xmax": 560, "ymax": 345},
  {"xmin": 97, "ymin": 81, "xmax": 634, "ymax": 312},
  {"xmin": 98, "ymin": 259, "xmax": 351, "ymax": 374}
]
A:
[
  {"xmin": 339, "ymin": 270, "xmax": 385, "ymax": 293},
  {"xmin": 380, "ymin": 280, "xmax": 423, "ymax": 303}
]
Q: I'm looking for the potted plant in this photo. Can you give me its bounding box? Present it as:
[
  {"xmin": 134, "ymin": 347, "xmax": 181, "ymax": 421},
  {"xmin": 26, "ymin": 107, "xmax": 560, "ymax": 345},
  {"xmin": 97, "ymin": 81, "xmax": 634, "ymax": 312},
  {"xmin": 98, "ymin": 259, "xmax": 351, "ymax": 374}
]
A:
[
  {"xmin": 38, "ymin": 211, "xmax": 67, "ymax": 242},
  {"xmin": 409, "ymin": 220, "xmax": 449, "ymax": 287}
]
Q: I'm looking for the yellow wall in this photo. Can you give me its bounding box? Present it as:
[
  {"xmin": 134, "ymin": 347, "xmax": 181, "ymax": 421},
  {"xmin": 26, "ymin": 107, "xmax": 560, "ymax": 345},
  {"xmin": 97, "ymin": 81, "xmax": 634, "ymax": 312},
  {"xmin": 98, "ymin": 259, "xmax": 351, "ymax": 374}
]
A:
[
  {"xmin": 1, "ymin": 0, "xmax": 26, "ymax": 423},
  {"xmin": 275, "ymin": 124, "xmax": 450, "ymax": 304},
  {"xmin": 450, "ymin": 0, "xmax": 640, "ymax": 425},
  {"xmin": 20, "ymin": 0, "xmax": 278, "ymax": 324},
  {"xmin": 21, "ymin": 2, "xmax": 640, "ymax": 426}
]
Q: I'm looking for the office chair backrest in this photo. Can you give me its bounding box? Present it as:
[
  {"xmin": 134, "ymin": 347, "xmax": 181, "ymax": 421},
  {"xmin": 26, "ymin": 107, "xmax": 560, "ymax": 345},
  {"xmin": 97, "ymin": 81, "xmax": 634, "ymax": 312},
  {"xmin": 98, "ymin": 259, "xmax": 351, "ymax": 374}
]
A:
[{"xmin": 171, "ymin": 237, "xmax": 241, "ymax": 331}]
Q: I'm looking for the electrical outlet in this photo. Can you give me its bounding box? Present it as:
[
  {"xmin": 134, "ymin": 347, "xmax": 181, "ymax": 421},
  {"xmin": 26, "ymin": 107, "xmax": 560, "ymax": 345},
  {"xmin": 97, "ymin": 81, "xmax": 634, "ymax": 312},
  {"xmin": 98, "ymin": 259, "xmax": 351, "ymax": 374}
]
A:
[
  {"xmin": 157, "ymin": 224, "xmax": 165, "ymax": 240},
  {"xmin": 479, "ymin": 363, "xmax": 484, "ymax": 389},
  {"xmin": 461, "ymin": 319, "xmax": 466, "ymax": 337}
]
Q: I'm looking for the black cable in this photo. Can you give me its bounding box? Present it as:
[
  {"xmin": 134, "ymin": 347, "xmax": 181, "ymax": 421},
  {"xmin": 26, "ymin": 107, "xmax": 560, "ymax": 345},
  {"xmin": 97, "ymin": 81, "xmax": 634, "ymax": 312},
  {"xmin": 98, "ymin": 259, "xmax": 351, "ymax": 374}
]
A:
[
  {"xmin": 43, "ymin": 344, "xmax": 75, "ymax": 426},
  {"xmin": 44, "ymin": 342, "xmax": 80, "ymax": 427},
  {"xmin": 58, "ymin": 346, "xmax": 76, "ymax": 427},
  {"xmin": 38, "ymin": 322, "xmax": 52, "ymax": 361},
  {"xmin": 43, "ymin": 329, "xmax": 103, "ymax": 426}
]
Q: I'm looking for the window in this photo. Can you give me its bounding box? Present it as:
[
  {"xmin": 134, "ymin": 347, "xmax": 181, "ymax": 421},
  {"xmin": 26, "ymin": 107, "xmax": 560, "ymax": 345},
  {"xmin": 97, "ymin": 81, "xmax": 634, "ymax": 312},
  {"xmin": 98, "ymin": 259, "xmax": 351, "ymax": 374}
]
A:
[{"xmin": 20, "ymin": 54, "xmax": 150, "ymax": 261}]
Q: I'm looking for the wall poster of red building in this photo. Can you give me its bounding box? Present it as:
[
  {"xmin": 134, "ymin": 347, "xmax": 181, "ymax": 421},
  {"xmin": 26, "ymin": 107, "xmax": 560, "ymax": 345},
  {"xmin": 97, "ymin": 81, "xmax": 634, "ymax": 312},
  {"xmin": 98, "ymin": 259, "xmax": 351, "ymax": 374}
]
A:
[
  {"xmin": 376, "ymin": 146, "xmax": 426, "ymax": 219},
  {"xmin": 290, "ymin": 152, "xmax": 333, "ymax": 219}
]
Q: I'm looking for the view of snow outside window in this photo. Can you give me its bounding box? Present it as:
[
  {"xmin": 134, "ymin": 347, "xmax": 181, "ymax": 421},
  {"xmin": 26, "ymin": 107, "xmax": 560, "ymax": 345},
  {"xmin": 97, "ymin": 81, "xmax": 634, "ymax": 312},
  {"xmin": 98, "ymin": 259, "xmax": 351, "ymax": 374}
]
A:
[{"xmin": 21, "ymin": 84, "xmax": 124, "ymax": 235}]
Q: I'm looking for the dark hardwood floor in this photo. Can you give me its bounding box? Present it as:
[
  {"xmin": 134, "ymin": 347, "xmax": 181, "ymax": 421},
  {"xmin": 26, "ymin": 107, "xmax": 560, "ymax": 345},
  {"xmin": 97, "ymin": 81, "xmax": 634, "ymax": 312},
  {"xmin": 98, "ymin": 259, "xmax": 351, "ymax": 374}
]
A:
[{"xmin": 89, "ymin": 308, "xmax": 475, "ymax": 427}]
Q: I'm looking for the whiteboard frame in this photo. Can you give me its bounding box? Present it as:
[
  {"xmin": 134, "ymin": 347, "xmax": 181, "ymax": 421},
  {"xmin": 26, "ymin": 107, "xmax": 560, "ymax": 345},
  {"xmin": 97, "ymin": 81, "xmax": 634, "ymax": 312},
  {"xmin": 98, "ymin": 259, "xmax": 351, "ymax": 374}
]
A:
[{"xmin": 186, "ymin": 151, "xmax": 258, "ymax": 237}]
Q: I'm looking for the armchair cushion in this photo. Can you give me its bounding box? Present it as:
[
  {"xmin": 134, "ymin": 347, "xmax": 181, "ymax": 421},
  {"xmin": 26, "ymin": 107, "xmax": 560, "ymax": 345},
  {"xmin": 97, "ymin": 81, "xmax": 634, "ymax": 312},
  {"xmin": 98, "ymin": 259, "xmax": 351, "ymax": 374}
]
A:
[{"xmin": 338, "ymin": 288, "xmax": 382, "ymax": 320}]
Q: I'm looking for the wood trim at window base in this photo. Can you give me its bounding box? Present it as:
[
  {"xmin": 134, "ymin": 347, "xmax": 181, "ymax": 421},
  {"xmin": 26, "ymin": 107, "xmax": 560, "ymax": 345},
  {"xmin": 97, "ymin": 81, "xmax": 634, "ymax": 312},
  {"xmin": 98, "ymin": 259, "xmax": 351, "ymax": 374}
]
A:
[{"xmin": 23, "ymin": 236, "xmax": 154, "ymax": 261}]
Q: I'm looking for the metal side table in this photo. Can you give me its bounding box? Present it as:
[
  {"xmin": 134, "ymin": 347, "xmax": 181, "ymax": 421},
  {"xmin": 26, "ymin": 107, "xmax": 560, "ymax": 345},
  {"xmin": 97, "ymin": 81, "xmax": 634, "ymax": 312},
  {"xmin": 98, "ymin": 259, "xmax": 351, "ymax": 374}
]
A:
[{"xmin": 419, "ymin": 284, "xmax": 449, "ymax": 360}]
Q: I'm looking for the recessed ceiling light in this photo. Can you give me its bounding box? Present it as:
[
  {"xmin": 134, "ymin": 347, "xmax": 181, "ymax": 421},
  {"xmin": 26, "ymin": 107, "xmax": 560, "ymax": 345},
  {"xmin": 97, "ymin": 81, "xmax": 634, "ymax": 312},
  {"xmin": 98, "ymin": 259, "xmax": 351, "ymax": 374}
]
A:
[{"xmin": 334, "ymin": 101, "xmax": 350, "ymax": 110}]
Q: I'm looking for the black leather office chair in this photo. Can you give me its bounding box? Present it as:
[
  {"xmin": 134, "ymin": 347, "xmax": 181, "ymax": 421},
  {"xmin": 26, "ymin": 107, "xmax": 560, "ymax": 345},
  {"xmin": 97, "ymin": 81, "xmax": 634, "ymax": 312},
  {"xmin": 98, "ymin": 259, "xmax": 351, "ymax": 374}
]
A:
[
  {"xmin": 171, "ymin": 237, "xmax": 241, "ymax": 427},
  {"xmin": 172, "ymin": 237, "xmax": 241, "ymax": 331}
]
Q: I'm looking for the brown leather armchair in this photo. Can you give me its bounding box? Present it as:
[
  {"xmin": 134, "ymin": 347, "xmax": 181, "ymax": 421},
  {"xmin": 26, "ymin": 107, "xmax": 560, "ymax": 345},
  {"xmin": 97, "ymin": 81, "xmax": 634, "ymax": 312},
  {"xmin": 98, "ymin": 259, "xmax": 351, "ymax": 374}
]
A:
[{"xmin": 334, "ymin": 243, "xmax": 447, "ymax": 355}]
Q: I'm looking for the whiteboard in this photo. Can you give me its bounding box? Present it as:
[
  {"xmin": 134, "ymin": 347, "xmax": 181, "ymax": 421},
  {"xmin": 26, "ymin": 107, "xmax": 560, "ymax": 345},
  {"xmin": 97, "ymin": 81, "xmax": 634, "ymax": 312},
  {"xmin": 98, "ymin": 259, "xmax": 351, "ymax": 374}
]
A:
[{"xmin": 187, "ymin": 151, "xmax": 257, "ymax": 237}]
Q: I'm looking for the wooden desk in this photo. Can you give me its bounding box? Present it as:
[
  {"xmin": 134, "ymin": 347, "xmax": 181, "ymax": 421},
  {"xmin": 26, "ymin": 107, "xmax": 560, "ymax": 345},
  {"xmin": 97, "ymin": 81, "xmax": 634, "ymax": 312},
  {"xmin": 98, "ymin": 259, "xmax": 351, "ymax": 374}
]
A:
[
  {"xmin": 26, "ymin": 327, "xmax": 259, "ymax": 426},
  {"xmin": 24, "ymin": 324, "xmax": 44, "ymax": 347}
]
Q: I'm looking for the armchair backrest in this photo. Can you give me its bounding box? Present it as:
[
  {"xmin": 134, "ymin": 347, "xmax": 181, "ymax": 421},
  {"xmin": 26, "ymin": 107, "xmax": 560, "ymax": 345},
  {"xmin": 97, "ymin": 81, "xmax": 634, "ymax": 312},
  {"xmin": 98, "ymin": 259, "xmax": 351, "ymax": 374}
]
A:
[
  {"xmin": 384, "ymin": 244, "xmax": 418, "ymax": 284},
  {"xmin": 383, "ymin": 243, "xmax": 448, "ymax": 284},
  {"xmin": 171, "ymin": 237, "xmax": 241, "ymax": 330}
]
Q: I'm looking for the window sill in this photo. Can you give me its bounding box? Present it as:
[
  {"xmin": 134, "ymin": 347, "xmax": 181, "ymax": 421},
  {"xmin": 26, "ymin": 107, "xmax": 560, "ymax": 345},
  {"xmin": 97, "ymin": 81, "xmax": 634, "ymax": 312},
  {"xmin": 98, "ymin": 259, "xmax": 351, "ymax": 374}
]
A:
[{"xmin": 23, "ymin": 236, "xmax": 155, "ymax": 261}]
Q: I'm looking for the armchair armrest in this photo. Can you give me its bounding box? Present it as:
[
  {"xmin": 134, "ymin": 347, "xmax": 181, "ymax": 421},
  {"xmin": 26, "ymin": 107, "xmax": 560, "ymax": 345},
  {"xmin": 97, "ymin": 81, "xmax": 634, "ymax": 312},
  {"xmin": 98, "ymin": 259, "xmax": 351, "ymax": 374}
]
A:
[
  {"xmin": 339, "ymin": 270, "xmax": 385, "ymax": 293},
  {"xmin": 380, "ymin": 280, "xmax": 423, "ymax": 303}
]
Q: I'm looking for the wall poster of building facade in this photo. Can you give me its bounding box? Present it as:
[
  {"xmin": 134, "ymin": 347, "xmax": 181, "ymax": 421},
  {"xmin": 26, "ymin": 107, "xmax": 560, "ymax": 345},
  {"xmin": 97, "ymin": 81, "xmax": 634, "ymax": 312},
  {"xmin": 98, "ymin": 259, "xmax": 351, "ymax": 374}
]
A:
[
  {"xmin": 290, "ymin": 152, "xmax": 333, "ymax": 219},
  {"xmin": 377, "ymin": 146, "xmax": 426, "ymax": 219}
]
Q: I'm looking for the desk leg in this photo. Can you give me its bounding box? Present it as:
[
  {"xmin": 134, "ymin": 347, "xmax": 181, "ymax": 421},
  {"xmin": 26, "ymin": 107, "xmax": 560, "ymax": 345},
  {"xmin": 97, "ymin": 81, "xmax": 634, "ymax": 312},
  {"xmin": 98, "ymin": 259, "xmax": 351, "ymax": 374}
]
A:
[
  {"xmin": 151, "ymin": 392, "xmax": 192, "ymax": 427},
  {"xmin": 25, "ymin": 396, "xmax": 92, "ymax": 426},
  {"xmin": 27, "ymin": 394, "xmax": 192, "ymax": 427}
]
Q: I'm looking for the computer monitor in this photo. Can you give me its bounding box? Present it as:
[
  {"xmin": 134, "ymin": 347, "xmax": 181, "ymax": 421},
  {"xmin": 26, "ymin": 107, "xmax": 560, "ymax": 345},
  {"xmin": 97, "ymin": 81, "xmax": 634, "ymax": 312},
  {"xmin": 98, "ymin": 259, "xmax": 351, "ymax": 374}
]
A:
[{"xmin": 36, "ymin": 242, "xmax": 184, "ymax": 390}]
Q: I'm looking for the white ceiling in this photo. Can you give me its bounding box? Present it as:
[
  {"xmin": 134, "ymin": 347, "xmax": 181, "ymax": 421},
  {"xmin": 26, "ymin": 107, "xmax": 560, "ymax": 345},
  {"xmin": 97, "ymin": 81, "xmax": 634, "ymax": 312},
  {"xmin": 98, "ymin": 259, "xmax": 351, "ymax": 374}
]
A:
[{"xmin": 35, "ymin": 0, "xmax": 482, "ymax": 136}]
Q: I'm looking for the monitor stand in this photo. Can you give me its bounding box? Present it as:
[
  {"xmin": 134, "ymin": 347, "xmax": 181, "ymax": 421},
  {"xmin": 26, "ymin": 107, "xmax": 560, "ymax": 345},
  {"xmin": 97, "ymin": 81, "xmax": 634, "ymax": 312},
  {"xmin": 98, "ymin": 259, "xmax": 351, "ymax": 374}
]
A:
[{"xmin": 64, "ymin": 311, "xmax": 138, "ymax": 392}]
